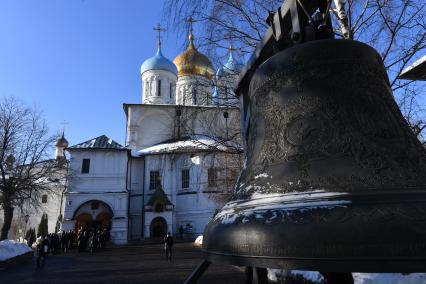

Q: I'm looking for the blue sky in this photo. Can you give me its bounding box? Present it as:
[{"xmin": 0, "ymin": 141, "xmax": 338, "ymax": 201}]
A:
[
  {"xmin": 0, "ymin": 0, "xmax": 181, "ymax": 149},
  {"xmin": 1, "ymin": 0, "xmax": 425, "ymax": 153}
]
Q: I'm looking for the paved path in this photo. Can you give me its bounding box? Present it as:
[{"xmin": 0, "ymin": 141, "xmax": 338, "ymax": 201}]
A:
[{"xmin": 0, "ymin": 243, "xmax": 246, "ymax": 283}]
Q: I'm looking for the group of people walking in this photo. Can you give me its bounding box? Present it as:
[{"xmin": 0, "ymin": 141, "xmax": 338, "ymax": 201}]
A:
[
  {"xmin": 34, "ymin": 227, "xmax": 110, "ymax": 268},
  {"xmin": 35, "ymin": 227, "xmax": 178, "ymax": 268},
  {"xmin": 77, "ymin": 227, "xmax": 110, "ymax": 253},
  {"xmin": 35, "ymin": 230, "xmax": 77, "ymax": 268}
]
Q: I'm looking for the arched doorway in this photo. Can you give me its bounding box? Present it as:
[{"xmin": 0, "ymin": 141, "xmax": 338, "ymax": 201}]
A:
[
  {"xmin": 73, "ymin": 200, "xmax": 114, "ymax": 232},
  {"xmin": 95, "ymin": 212, "xmax": 112, "ymax": 229},
  {"xmin": 75, "ymin": 213, "xmax": 92, "ymax": 232},
  {"xmin": 150, "ymin": 217, "xmax": 167, "ymax": 238}
]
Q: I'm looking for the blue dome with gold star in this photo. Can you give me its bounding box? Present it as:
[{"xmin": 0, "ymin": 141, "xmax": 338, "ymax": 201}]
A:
[{"xmin": 140, "ymin": 47, "xmax": 178, "ymax": 76}]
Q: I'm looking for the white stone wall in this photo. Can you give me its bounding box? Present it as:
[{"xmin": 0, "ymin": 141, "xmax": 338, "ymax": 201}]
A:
[
  {"xmin": 0, "ymin": 165, "xmax": 67, "ymax": 240},
  {"xmin": 2, "ymin": 186, "xmax": 64, "ymax": 240},
  {"xmin": 141, "ymin": 69, "xmax": 177, "ymax": 104},
  {"xmin": 176, "ymin": 75, "xmax": 213, "ymax": 106},
  {"xmin": 128, "ymin": 158, "xmax": 144, "ymax": 240},
  {"xmin": 125, "ymin": 104, "xmax": 241, "ymax": 150},
  {"xmin": 68, "ymin": 150, "xmax": 128, "ymax": 193},
  {"xmin": 62, "ymin": 149, "xmax": 129, "ymax": 244},
  {"xmin": 137, "ymin": 152, "xmax": 240, "ymax": 238},
  {"xmin": 216, "ymin": 72, "xmax": 240, "ymax": 106}
]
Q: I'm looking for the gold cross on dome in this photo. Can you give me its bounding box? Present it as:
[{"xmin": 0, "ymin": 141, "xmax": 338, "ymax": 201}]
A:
[
  {"xmin": 187, "ymin": 17, "xmax": 195, "ymax": 33},
  {"xmin": 187, "ymin": 17, "xmax": 196, "ymax": 43}
]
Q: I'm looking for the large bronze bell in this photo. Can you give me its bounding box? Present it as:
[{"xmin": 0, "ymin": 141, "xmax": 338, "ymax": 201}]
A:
[
  {"xmin": 203, "ymin": 37, "xmax": 426, "ymax": 275},
  {"xmin": 182, "ymin": 1, "xmax": 426, "ymax": 283}
]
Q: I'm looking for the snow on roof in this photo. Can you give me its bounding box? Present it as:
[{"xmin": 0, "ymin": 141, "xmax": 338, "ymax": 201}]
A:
[
  {"xmin": 133, "ymin": 135, "xmax": 242, "ymax": 156},
  {"xmin": 68, "ymin": 135, "xmax": 124, "ymax": 150},
  {"xmin": 399, "ymin": 54, "xmax": 426, "ymax": 80}
]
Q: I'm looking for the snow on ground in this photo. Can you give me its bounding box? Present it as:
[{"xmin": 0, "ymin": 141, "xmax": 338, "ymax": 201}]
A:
[
  {"xmin": 268, "ymin": 269, "xmax": 426, "ymax": 283},
  {"xmin": 353, "ymin": 273, "xmax": 426, "ymax": 284},
  {"xmin": 0, "ymin": 240, "xmax": 32, "ymax": 261},
  {"xmin": 194, "ymin": 235, "xmax": 203, "ymax": 247}
]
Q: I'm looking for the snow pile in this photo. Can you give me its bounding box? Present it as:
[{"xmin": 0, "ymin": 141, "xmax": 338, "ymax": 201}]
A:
[
  {"xmin": 194, "ymin": 235, "xmax": 203, "ymax": 247},
  {"xmin": 0, "ymin": 240, "xmax": 32, "ymax": 261},
  {"xmin": 268, "ymin": 269, "xmax": 323, "ymax": 282},
  {"xmin": 353, "ymin": 273, "xmax": 426, "ymax": 284},
  {"xmin": 268, "ymin": 270, "xmax": 426, "ymax": 284},
  {"xmin": 292, "ymin": 271, "xmax": 324, "ymax": 282}
]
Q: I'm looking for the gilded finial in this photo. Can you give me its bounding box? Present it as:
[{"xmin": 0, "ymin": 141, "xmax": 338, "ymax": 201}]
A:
[
  {"xmin": 153, "ymin": 23, "xmax": 166, "ymax": 49},
  {"xmin": 187, "ymin": 17, "xmax": 195, "ymax": 47},
  {"xmin": 227, "ymin": 32, "xmax": 235, "ymax": 54}
]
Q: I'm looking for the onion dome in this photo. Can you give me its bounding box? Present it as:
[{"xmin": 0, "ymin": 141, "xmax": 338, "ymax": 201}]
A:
[
  {"xmin": 55, "ymin": 131, "xmax": 69, "ymax": 148},
  {"xmin": 173, "ymin": 22, "xmax": 214, "ymax": 79},
  {"xmin": 140, "ymin": 38, "xmax": 178, "ymax": 76},
  {"xmin": 216, "ymin": 48, "xmax": 243, "ymax": 78}
]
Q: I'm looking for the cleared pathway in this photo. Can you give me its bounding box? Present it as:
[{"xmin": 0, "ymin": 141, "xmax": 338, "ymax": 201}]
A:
[{"xmin": 0, "ymin": 243, "xmax": 246, "ymax": 283}]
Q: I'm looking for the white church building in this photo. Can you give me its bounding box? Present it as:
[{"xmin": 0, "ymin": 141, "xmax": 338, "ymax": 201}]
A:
[{"xmin": 60, "ymin": 24, "xmax": 243, "ymax": 244}]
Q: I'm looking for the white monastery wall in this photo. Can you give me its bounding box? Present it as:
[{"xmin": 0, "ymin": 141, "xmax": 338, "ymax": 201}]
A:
[
  {"xmin": 68, "ymin": 150, "xmax": 128, "ymax": 193},
  {"xmin": 126, "ymin": 104, "xmax": 241, "ymax": 150}
]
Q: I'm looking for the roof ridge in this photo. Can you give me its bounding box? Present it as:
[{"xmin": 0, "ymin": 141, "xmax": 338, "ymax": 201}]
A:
[{"xmin": 69, "ymin": 134, "xmax": 124, "ymax": 149}]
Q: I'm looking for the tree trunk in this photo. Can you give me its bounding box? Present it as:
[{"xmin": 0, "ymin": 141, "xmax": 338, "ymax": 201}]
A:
[{"xmin": 1, "ymin": 204, "xmax": 14, "ymax": 240}]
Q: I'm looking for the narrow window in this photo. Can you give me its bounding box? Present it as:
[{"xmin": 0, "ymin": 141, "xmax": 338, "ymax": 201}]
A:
[
  {"xmin": 192, "ymin": 89, "xmax": 197, "ymax": 105},
  {"xmin": 41, "ymin": 195, "xmax": 48, "ymax": 204},
  {"xmin": 146, "ymin": 81, "xmax": 150, "ymax": 96},
  {"xmin": 208, "ymin": 168, "xmax": 217, "ymax": 187},
  {"xmin": 157, "ymin": 80, "xmax": 161, "ymax": 96},
  {"xmin": 170, "ymin": 83, "xmax": 173, "ymax": 98},
  {"xmin": 182, "ymin": 169, "xmax": 190, "ymax": 189},
  {"xmin": 150, "ymin": 171, "xmax": 160, "ymax": 190},
  {"xmin": 81, "ymin": 159, "xmax": 90, "ymax": 174}
]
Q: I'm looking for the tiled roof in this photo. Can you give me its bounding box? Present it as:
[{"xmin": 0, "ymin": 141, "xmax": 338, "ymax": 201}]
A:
[{"xmin": 68, "ymin": 135, "xmax": 124, "ymax": 150}]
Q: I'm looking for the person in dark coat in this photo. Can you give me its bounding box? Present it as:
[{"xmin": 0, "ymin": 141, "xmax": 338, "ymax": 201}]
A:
[
  {"xmin": 61, "ymin": 231, "xmax": 68, "ymax": 253},
  {"xmin": 36, "ymin": 236, "xmax": 50, "ymax": 268},
  {"xmin": 164, "ymin": 232, "xmax": 174, "ymax": 262},
  {"xmin": 179, "ymin": 225, "xmax": 184, "ymax": 240}
]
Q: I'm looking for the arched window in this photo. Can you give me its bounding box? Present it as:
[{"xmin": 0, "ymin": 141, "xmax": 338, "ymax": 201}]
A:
[
  {"xmin": 157, "ymin": 79, "xmax": 162, "ymax": 96},
  {"xmin": 150, "ymin": 77, "xmax": 155, "ymax": 96}
]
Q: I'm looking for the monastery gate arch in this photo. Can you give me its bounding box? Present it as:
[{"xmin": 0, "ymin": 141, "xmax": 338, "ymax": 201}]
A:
[{"xmin": 72, "ymin": 200, "xmax": 114, "ymax": 231}]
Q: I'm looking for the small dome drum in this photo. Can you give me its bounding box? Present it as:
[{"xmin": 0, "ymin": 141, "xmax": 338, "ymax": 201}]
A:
[{"xmin": 202, "ymin": 39, "xmax": 426, "ymax": 273}]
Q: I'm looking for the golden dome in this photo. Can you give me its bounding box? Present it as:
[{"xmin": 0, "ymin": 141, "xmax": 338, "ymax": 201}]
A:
[{"xmin": 173, "ymin": 33, "xmax": 214, "ymax": 79}]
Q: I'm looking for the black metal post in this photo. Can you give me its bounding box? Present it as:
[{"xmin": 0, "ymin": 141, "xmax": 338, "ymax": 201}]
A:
[{"xmin": 183, "ymin": 260, "xmax": 211, "ymax": 284}]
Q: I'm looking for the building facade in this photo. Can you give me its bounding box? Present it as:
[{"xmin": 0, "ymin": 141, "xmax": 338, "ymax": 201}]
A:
[{"xmin": 60, "ymin": 25, "xmax": 243, "ymax": 244}]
